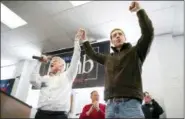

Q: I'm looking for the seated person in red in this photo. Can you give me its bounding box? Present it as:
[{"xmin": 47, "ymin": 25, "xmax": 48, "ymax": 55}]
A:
[{"xmin": 79, "ymin": 90, "xmax": 106, "ymax": 119}]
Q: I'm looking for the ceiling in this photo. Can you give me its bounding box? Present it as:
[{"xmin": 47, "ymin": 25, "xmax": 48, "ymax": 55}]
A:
[{"xmin": 1, "ymin": 1, "xmax": 184, "ymax": 66}]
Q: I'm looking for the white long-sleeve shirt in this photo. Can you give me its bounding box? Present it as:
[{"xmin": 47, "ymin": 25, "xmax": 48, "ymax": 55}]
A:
[{"xmin": 30, "ymin": 40, "xmax": 81, "ymax": 112}]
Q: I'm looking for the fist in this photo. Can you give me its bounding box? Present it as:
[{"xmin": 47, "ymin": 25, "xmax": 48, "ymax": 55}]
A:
[
  {"xmin": 129, "ymin": 1, "xmax": 141, "ymax": 12},
  {"xmin": 92, "ymin": 101, "xmax": 99, "ymax": 108},
  {"xmin": 76, "ymin": 28, "xmax": 86, "ymax": 40},
  {"xmin": 93, "ymin": 101, "xmax": 100, "ymax": 111},
  {"xmin": 40, "ymin": 55, "xmax": 51, "ymax": 63}
]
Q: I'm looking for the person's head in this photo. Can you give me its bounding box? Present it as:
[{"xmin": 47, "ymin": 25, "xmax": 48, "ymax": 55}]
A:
[
  {"xmin": 90, "ymin": 90, "xmax": 99, "ymax": 102},
  {"xmin": 110, "ymin": 28, "xmax": 126, "ymax": 48},
  {"xmin": 49, "ymin": 56, "xmax": 65, "ymax": 74},
  {"xmin": 143, "ymin": 92, "xmax": 152, "ymax": 104},
  {"xmin": 143, "ymin": 91, "xmax": 150, "ymax": 97}
]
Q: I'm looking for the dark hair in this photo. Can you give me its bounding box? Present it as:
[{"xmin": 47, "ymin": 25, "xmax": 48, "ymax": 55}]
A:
[
  {"xmin": 110, "ymin": 28, "xmax": 125, "ymax": 40},
  {"xmin": 143, "ymin": 91, "xmax": 149, "ymax": 97},
  {"xmin": 90, "ymin": 90, "xmax": 97, "ymax": 95}
]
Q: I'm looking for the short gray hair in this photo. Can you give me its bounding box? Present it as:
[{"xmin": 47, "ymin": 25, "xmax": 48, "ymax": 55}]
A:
[
  {"xmin": 51, "ymin": 56, "xmax": 65, "ymax": 64},
  {"xmin": 49, "ymin": 56, "xmax": 66, "ymax": 72}
]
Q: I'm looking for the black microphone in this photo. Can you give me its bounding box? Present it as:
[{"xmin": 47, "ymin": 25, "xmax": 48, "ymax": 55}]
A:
[
  {"xmin": 32, "ymin": 56, "xmax": 43, "ymax": 60},
  {"xmin": 76, "ymin": 113, "xmax": 81, "ymax": 116}
]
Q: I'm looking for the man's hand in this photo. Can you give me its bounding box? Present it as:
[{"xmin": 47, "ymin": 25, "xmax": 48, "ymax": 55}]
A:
[
  {"xmin": 76, "ymin": 28, "xmax": 86, "ymax": 41},
  {"xmin": 129, "ymin": 1, "xmax": 141, "ymax": 12},
  {"xmin": 86, "ymin": 105, "xmax": 94, "ymax": 116},
  {"xmin": 40, "ymin": 55, "xmax": 52, "ymax": 63},
  {"xmin": 92, "ymin": 101, "xmax": 100, "ymax": 111}
]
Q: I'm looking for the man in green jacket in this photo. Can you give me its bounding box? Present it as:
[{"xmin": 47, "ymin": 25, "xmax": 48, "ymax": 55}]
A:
[{"xmin": 76, "ymin": 1, "xmax": 154, "ymax": 118}]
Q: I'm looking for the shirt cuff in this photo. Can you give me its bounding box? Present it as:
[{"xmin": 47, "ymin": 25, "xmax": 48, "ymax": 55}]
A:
[
  {"xmin": 136, "ymin": 8, "xmax": 143, "ymax": 13},
  {"xmin": 82, "ymin": 39, "xmax": 88, "ymax": 43}
]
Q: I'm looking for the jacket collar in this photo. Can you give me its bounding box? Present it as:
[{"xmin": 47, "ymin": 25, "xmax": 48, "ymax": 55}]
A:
[
  {"xmin": 49, "ymin": 71, "xmax": 61, "ymax": 76},
  {"xmin": 111, "ymin": 43, "xmax": 132, "ymax": 53}
]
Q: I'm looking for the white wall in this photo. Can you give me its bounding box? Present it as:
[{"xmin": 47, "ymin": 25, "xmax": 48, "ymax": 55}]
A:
[
  {"xmin": 142, "ymin": 34, "xmax": 184, "ymax": 118},
  {"xmin": 1, "ymin": 59, "xmax": 40, "ymax": 105},
  {"xmin": 142, "ymin": 38, "xmax": 164, "ymax": 100},
  {"xmin": 1, "ymin": 60, "xmax": 25, "ymax": 96},
  {"xmin": 15, "ymin": 60, "xmax": 42, "ymax": 103},
  {"xmin": 155, "ymin": 35, "xmax": 184, "ymax": 118},
  {"xmin": 1, "ymin": 65, "xmax": 16, "ymax": 80},
  {"xmin": 142, "ymin": 35, "xmax": 166, "ymax": 118}
]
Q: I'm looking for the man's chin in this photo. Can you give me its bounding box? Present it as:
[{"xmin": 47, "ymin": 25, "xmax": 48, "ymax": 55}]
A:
[
  {"xmin": 51, "ymin": 69, "xmax": 59, "ymax": 73},
  {"xmin": 115, "ymin": 44, "xmax": 123, "ymax": 48}
]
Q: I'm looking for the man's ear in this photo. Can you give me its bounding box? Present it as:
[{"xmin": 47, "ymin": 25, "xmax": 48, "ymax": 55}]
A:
[
  {"xmin": 110, "ymin": 39, "xmax": 114, "ymax": 45},
  {"xmin": 124, "ymin": 35, "xmax": 127, "ymax": 42}
]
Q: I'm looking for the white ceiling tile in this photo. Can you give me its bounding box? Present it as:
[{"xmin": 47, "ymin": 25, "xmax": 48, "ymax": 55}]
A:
[
  {"xmin": 53, "ymin": 10, "xmax": 93, "ymax": 40},
  {"xmin": 2, "ymin": 1, "xmax": 37, "ymax": 9},
  {"xmin": 88, "ymin": 12, "xmax": 142, "ymax": 42},
  {"xmin": 1, "ymin": 46, "xmax": 21, "ymax": 65},
  {"xmin": 172, "ymin": 3, "xmax": 184, "ymax": 35},
  {"xmin": 1, "ymin": 26, "xmax": 44, "ymax": 47},
  {"xmin": 30, "ymin": 19, "xmax": 65, "ymax": 40},
  {"xmin": 2, "ymin": 1, "xmax": 49, "ymax": 23},
  {"xmin": 1, "ymin": 50, "xmax": 15, "ymax": 60},
  {"xmin": 90, "ymin": 19, "xmax": 141, "ymax": 43},
  {"xmin": 36, "ymin": 1, "xmax": 73, "ymax": 15},
  {"xmin": 1, "ymin": 58, "xmax": 19, "ymax": 67},
  {"xmin": 68, "ymin": 1, "xmax": 131, "ymax": 28},
  {"xmin": 6, "ymin": 43, "xmax": 42, "ymax": 60},
  {"xmin": 1, "ymin": 24, "xmax": 52, "ymax": 46},
  {"xmin": 1, "ymin": 48, "xmax": 9, "ymax": 58},
  {"xmin": 89, "ymin": 6, "xmax": 176, "ymax": 43},
  {"xmin": 31, "ymin": 40, "xmax": 58, "ymax": 53},
  {"xmin": 1, "ymin": 23, "xmax": 11, "ymax": 33},
  {"xmin": 1, "ymin": 34, "xmax": 31, "ymax": 47},
  {"xmin": 172, "ymin": 1, "xmax": 184, "ymax": 7},
  {"xmin": 1, "ymin": 34, "xmax": 10, "ymax": 49},
  {"xmin": 48, "ymin": 32, "xmax": 73, "ymax": 49},
  {"xmin": 53, "ymin": 9, "xmax": 85, "ymax": 34},
  {"xmin": 139, "ymin": 1, "xmax": 178, "ymax": 11},
  {"xmin": 151, "ymin": 7, "xmax": 175, "ymax": 29},
  {"xmin": 173, "ymin": 26, "xmax": 184, "ymax": 36},
  {"xmin": 28, "ymin": 29, "xmax": 74, "ymax": 53},
  {"xmin": 1, "ymin": 42, "xmax": 9, "ymax": 53},
  {"xmin": 155, "ymin": 27, "xmax": 173, "ymax": 36},
  {"xmin": 62, "ymin": 1, "xmax": 178, "ymax": 29}
]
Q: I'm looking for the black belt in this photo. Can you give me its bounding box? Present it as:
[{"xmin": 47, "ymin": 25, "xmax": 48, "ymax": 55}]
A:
[
  {"xmin": 37, "ymin": 109, "xmax": 67, "ymax": 115},
  {"xmin": 108, "ymin": 97, "xmax": 131, "ymax": 103}
]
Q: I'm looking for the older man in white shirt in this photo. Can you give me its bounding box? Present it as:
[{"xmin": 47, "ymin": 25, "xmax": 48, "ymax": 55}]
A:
[{"xmin": 30, "ymin": 32, "xmax": 82, "ymax": 119}]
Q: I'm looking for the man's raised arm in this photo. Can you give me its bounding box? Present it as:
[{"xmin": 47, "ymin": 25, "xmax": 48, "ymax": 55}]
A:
[
  {"xmin": 78, "ymin": 29, "xmax": 107, "ymax": 65},
  {"xmin": 66, "ymin": 39, "xmax": 81, "ymax": 81},
  {"xmin": 131, "ymin": 2, "xmax": 154, "ymax": 63}
]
